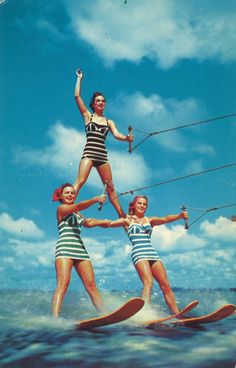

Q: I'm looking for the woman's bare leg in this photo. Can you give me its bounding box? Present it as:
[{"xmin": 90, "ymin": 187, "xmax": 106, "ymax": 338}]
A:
[
  {"xmin": 75, "ymin": 260, "xmax": 106, "ymax": 313},
  {"xmin": 96, "ymin": 163, "xmax": 125, "ymax": 217},
  {"xmin": 151, "ymin": 261, "xmax": 179, "ymax": 314},
  {"xmin": 51, "ymin": 258, "xmax": 73, "ymax": 317},
  {"xmin": 135, "ymin": 260, "xmax": 153, "ymax": 303},
  {"xmin": 73, "ymin": 158, "xmax": 93, "ymax": 196}
]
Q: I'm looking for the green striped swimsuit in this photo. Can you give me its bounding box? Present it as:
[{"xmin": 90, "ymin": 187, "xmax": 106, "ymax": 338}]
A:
[{"xmin": 55, "ymin": 212, "xmax": 90, "ymax": 261}]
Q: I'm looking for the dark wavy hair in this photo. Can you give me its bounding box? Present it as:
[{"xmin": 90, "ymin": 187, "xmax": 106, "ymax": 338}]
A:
[
  {"xmin": 128, "ymin": 195, "xmax": 148, "ymax": 215},
  {"xmin": 89, "ymin": 92, "xmax": 106, "ymax": 111}
]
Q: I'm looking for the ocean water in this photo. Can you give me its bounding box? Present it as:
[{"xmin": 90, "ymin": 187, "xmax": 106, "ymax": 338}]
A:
[{"xmin": 0, "ymin": 289, "xmax": 235, "ymax": 368}]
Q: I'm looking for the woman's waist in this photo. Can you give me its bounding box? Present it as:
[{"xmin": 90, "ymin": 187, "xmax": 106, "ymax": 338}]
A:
[
  {"xmin": 57, "ymin": 233, "xmax": 82, "ymax": 240},
  {"xmin": 85, "ymin": 132, "xmax": 108, "ymax": 140},
  {"xmin": 128, "ymin": 237, "xmax": 152, "ymax": 245}
]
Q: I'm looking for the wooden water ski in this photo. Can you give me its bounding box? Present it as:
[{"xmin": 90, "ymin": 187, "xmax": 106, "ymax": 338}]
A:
[
  {"xmin": 76, "ymin": 297, "xmax": 144, "ymax": 330},
  {"xmin": 172, "ymin": 304, "xmax": 236, "ymax": 326},
  {"xmin": 144, "ymin": 300, "xmax": 199, "ymax": 327}
]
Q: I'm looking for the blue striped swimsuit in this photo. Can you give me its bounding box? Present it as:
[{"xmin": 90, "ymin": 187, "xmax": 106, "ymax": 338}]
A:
[
  {"xmin": 127, "ymin": 218, "xmax": 161, "ymax": 265},
  {"xmin": 55, "ymin": 212, "xmax": 90, "ymax": 261}
]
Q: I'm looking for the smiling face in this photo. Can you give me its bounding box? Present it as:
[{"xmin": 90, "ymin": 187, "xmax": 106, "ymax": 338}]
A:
[
  {"xmin": 134, "ymin": 197, "xmax": 148, "ymax": 216},
  {"xmin": 60, "ymin": 185, "xmax": 76, "ymax": 205},
  {"xmin": 93, "ymin": 95, "xmax": 106, "ymax": 113},
  {"xmin": 129, "ymin": 195, "xmax": 148, "ymax": 217},
  {"xmin": 90, "ymin": 92, "xmax": 106, "ymax": 113}
]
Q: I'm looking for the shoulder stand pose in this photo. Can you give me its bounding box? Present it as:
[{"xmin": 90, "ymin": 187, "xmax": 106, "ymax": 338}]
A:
[
  {"xmin": 106, "ymin": 195, "xmax": 188, "ymax": 314},
  {"xmin": 73, "ymin": 69, "xmax": 133, "ymax": 218},
  {"xmin": 51, "ymin": 183, "xmax": 110, "ymax": 318}
]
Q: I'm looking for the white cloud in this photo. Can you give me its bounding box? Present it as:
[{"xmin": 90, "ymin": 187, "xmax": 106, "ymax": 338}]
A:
[
  {"xmin": 167, "ymin": 246, "xmax": 236, "ymax": 270},
  {"xmin": 142, "ymin": 215, "xmax": 236, "ymax": 255},
  {"xmin": 200, "ymin": 216, "xmax": 236, "ymax": 241},
  {"xmin": 7, "ymin": 238, "xmax": 55, "ymax": 267},
  {"xmin": 109, "ymin": 92, "xmax": 212, "ymax": 154},
  {"xmin": 13, "ymin": 122, "xmax": 151, "ymax": 191},
  {"xmin": 14, "ymin": 122, "xmax": 83, "ymax": 180},
  {"xmin": 109, "ymin": 151, "xmax": 150, "ymax": 191},
  {"xmin": 83, "ymin": 236, "xmax": 131, "ymax": 269},
  {"xmin": 1, "ymin": 214, "xmax": 235, "ymax": 288},
  {"xmin": 0, "ymin": 213, "xmax": 44, "ymax": 239},
  {"xmin": 152, "ymin": 224, "xmax": 207, "ymax": 252},
  {"xmin": 66, "ymin": 0, "xmax": 236, "ymax": 68}
]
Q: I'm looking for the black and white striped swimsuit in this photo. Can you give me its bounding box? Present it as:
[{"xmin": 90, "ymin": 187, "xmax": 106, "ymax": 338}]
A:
[{"xmin": 81, "ymin": 114, "xmax": 110, "ymax": 167}]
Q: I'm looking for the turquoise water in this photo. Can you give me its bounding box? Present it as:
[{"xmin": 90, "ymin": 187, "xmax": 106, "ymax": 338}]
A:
[{"xmin": 0, "ymin": 289, "xmax": 235, "ymax": 367}]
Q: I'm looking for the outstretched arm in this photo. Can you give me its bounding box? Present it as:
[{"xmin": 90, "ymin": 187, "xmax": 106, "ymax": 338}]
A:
[
  {"xmin": 107, "ymin": 217, "xmax": 130, "ymax": 230},
  {"xmin": 84, "ymin": 217, "xmax": 130, "ymax": 229},
  {"xmin": 74, "ymin": 69, "xmax": 91, "ymax": 122},
  {"xmin": 108, "ymin": 120, "xmax": 133, "ymax": 143},
  {"xmin": 149, "ymin": 211, "xmax": 188, "ymax": 227},
  {"xmin": 83, "ymin": 218, "xmax": 111, "ymax": 228}
]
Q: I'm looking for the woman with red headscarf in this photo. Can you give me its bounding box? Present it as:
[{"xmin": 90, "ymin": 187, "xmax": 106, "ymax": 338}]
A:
[
  {"xmin": 73, "ymin": 69, "xmax": 133, "ymax": 218},
  {"xmin": 51, "ymin": 183, "xmax": 109, "ymax": 317},
  {"xmin": 105, "ymin": 195, "xmax": 188, "ymax": 314}
]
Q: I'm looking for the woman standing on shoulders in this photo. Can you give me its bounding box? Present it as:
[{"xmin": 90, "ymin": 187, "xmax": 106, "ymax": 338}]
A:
[
  {"xmin": 106, "ymin": 195, "xmax": 188, "ymax": 314},
  {"xmin": 51, "ymin": 183, "xmax": 109, "ymax": 318},
  {"xmin": 73, "ymin": 69, "xmax": 133, "ymax": 217}
]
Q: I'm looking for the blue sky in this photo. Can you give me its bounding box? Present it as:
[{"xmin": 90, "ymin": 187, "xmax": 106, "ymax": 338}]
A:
[{"xmin": 1, "ymin": 0, "xmax": 236, "ymax": 292}]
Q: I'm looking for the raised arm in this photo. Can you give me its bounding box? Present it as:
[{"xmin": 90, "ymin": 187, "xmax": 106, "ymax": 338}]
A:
[
  {"xmin": 57, "ymin": 195, "xmax": 106, "ymax": 223},
  {"xmin": 77, "ymin": 195, "xmax": 106, "ymax": 211},
  {"xmin": 149, "ymin": 211, "xmax": 188, "ymax": 227},
  {"xmin": 108, "ymin": 120, "xmax": 133, "ymax": 143},
  {"xmin": 74, "ymin": 69, "xmax": 91, "ymax": 123}
]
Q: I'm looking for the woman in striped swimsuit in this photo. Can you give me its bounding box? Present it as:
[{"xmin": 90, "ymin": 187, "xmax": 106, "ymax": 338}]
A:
[
  {"xmin": 51, "ymin": 183, "xmax": 109, "ymax": 317},
  {"xmin": 106, "ymin": 195, "xmax": 188, "ymax": 314},
  {"xmin": 73, "ymin": 69, "xmax": 133, "ymax": 217}
]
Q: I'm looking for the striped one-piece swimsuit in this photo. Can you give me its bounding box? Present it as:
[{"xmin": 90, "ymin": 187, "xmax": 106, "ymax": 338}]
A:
[
  {"xmin": 127, "ymin": 218, "xmax": 161, "ymax": 265},
  {"xmin": 55, "ymin": 212, "xmax": 90, "ymax": 260},
  {"xmin": 81, "ymin": 114, "xmax": 110, "ymax": 165}
]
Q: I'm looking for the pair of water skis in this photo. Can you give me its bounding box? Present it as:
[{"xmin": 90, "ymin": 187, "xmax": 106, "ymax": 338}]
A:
[{"xmin": 75, "ymin": 298, "xmax": 235, "ymax": 330}]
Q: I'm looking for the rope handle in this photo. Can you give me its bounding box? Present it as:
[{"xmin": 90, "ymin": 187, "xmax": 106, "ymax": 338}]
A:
[
  {"xmin": 128, "ymin": 126, "xmax": 133, "ymax": 153},
  {"xmin": 181, "ymin": 205, "xmax": 189, "ymax": 230},
  {"xmin": 98, "ymin": 183, "xmax": 107, "ymax": 211}
]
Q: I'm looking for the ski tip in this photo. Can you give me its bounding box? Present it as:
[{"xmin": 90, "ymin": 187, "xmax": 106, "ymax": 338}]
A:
[
  {"xmin": 129, "ymin": 297, "xmax": 145, "ymax": 305},
  {"xmin": 173, "ymin": 303, "xmax": 236, "ymax": 326},
  {"xmin": 142, "ymin": 299, "xmax": 200, "ymax": 327},
  {"xmin": 190, "ymin": 300, "xmax": 199, "ymax": 306}
]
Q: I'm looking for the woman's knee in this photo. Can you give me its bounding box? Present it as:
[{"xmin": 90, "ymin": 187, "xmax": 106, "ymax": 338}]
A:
[
  {"xmin": 75, "ymin": 176, "xmax": 87, "ymax": 188},
  {"xmin": 160, "ymin": 282, "xmax": 172, "ymax": 294},
  {"xmin": 143, "ymin": 277, "xmax": 153, "ymax": 290},
  {"xmin": 57, "ymin": 278, "xmax": 70, "ymax": 293},
  {"xmin": 106, "ymin": 183, "xmax": 117, "ymax": 199},
  {"xmin": 85, "ymin": 281, "xmax": 98, "ymax": 294},
  {"xmin": 106, "ymin": 181, "xmax": 115, "ymax": 193}
]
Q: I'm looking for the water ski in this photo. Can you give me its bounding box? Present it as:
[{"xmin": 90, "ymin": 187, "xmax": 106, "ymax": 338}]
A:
[
  {"xmin": 144, "ymin": 300, "xmax": 199, "ymax": 327},
  {"xmin": 76, "ymin": 297, "xmax": 144, "ymax": 330},
  {"xmin": 172, "ymin": 303, "xmax": 236, "ymax": 326}
]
